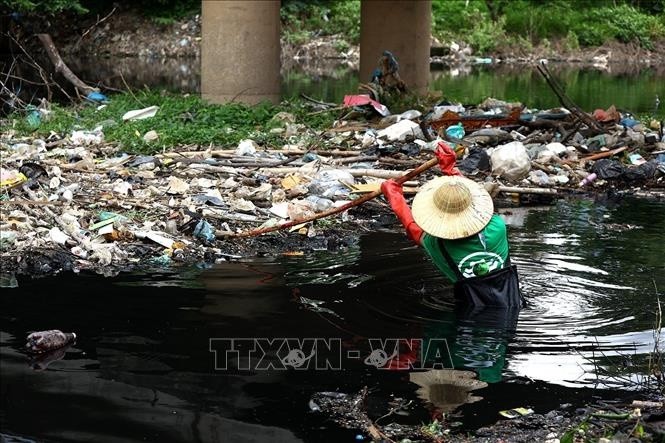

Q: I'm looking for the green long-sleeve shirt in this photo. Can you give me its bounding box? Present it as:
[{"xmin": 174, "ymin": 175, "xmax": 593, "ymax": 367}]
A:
[{"xmin": 421, "ymin": 214, "xmax": 510, "ymax": 283}]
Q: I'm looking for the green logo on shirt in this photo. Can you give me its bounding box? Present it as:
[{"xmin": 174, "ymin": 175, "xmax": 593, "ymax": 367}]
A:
[{"xmin": 458, "ymin": 252, "xmax": 504, "ymax": 278}]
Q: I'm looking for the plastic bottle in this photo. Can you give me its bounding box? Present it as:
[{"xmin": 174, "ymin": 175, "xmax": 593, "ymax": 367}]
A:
[
  {"xmin": 579, "ymin": 173, "xmax": 597, "ymax": 187},
  {"xmin": 306, "ymin": 195, "xmax": 334, "ymax": 212},
  {"xmin": 26, "ymin": 330, "xmax": 76, "ymax": 354}
]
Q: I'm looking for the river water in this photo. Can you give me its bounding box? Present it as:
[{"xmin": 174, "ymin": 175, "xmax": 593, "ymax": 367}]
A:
[
  {"xmin": 63, "ymin": 58, "xmax": 665, "ymax": 118},
  {"xmin": 1, "ymin": 196, "xmax": 664, "ymax": 442}
]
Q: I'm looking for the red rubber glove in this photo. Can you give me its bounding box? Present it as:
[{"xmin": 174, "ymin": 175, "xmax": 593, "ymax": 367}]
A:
[
  {"xmin": 435, "ymin": 142, "xmax": 463, "ymax": 176},
  {"xmin": 380, "ymin": 179, "xmax": 424, "ymax": 245}
]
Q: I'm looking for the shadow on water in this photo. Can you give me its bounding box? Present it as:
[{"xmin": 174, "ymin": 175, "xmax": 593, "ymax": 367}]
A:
[{"xmin": 1, "ymin": 197, "xmax": 664, "ymax": 442}]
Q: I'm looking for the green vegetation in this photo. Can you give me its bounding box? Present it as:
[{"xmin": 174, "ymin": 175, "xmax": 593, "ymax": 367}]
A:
[
  {"xmin": 3, "ymin": 0, "xmax": 87, "ymax": 14},
  {"xmin": 7, "ymin": 91, "xmax": 336, "ymax": 154},
  {"xmin": 280, "ymin": 0, "xmax": 361, "ymax": 44},
  {"xmin": 5, "ymin": 0, "xmax": 663, "ymax": 51},
  {"xmin": 3, "ymin": 0, "xmax": 199, "ymax": 24},
  {"xmin": 279, "ymin": 0, "xmax": 665, "ymax": 53},
  {"xmin": 434, "ymin": 0, "xmax": 665, "ymax": 53}
]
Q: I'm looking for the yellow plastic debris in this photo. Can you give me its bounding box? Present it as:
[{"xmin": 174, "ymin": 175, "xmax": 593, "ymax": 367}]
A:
[
  {"xmin": 281, "ymin": 174, "xmax": 302, "ymax": 190},
  {"xmin": 0, "ymin": 171, "xmax": 27, "ymax": 189},
  {"xmin": 499, "ymin": 407, "xmax": 534, "ymax": 419}
]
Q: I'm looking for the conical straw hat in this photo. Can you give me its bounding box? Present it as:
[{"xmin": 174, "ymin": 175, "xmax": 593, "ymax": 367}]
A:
[{"xmin": 412, "ymin": 176, "xmax": 493, "ymax": 240}]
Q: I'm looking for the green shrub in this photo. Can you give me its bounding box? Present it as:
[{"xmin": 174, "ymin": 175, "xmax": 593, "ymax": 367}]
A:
[
  {"xmin": 574, "ymin": 5, "xmax": 665, "ymax": 48},
  {"xmin": 432, "ymin": 0, "xmax": 490, "ymax": 38},
  {"xmin": 563, "ymin": 30, "xmax": 580, "ymax": 51},
  {"xmin": 3, "ymin": 0, "xmax": 87, "ymax": 14},
  {"xmin": 281, "ymin": 0, "xmax": 360, "ymax": 44},
  {"xmin": 467, "ymin": 16, "xmax": 507, "ymax": 53}
]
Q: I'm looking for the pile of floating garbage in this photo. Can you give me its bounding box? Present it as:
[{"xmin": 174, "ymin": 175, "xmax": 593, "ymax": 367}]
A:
[{"xmin": 1, "ymin": 93, "xmax": 664, "ymax": 282}]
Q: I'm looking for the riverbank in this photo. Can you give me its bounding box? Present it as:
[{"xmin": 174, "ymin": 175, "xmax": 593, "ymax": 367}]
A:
[{"xmin": 35, "ymin": 9, "xmax": 665, "ymax": 72}]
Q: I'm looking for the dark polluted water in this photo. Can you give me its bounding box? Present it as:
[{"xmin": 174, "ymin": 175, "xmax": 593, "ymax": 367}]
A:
[{"xmin": 1, "ymin": 197, "xmax": 664, "ymax": 442}]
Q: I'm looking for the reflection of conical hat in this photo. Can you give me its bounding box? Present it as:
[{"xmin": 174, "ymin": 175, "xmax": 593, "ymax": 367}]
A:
[
  {"xmin": 412, "ymin": 176, "xmax": 493, "ymax": 240},
  {"xmin": 409, "ymin": 369, "xmax": 487, "ymax": 412}
]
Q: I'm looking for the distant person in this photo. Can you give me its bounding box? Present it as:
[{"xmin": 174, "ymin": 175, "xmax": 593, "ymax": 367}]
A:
[{"xmin": 381, "ymin": 143, "xmax": 523, "ymax": 307}]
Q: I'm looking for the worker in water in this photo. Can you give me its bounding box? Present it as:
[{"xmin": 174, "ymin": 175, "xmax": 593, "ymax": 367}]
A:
[{"xmin": 381, "ymin": 142, "xmax": 523, "ymax": 307}]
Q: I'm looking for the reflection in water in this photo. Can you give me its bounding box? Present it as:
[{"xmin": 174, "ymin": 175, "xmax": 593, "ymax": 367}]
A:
[
  {"xmin": 409, "ymin": 369, "xmax": 487, "ymax": 413},
  {"xmin": 51, "ymin": 55, "xmax": 665, "ymax": 120},
  {"xmin": 1, "ymin": 197, "xmax": 664, "ymax": 442}
]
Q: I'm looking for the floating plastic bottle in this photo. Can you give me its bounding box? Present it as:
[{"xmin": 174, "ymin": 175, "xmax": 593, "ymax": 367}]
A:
[{"xmin": 26, "ymin": 330, "xmax": 76, "ymax": 354}]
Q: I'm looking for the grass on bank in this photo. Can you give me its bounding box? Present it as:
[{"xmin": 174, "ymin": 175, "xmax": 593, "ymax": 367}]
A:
[{"xmin": 7, "ymin": 91, "xmax": 338, "ymax": 154}]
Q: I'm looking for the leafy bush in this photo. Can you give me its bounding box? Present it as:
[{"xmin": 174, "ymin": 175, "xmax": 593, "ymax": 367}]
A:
[
  {"xmin": 467, "ymin": 16, "xmax": 507, "ymax": 54},
  {"xmin": 504, "ymin": 0, "xmax": 574, "ymax": 43},
  {"xmin": 3, "ymin": 0, "xmax": 87, "ymax": 14},
  {"xmin": 592, "ymin": 4, "xmax": 665, "ymax": 48},
  {"xmin": 281, "ymin": 0, "xmax": 360, "ymax": 44},
  {"xmin": 432, "ymin": 0, "xmax": 490, "ymax": 37}
]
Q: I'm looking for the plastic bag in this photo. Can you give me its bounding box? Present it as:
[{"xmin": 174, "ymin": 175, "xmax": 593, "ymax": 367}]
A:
[
  {"xmin": 489, "ymin": 141, "xmax": 530, "ymax": 181},
  {"xmin": 458, "ymin": 148, "xmax": 490, "ymax": 173},
  {"xmin": 592, "ymin": 159, "xmax": 625, "ymax": 180},
  {"xmin": 308, "ymin": 169, "xmax": 354, "ymax": 199},
  {"xmin": 445, "ymin": 123, "xmax": 465, "ymax": 140},
  {"xmin": 622, "ymin": 160, "xmax": 659, "ymax": 182}
]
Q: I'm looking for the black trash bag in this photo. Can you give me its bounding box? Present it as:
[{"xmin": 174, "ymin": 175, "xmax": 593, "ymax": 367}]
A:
[
  {"xmin": 400, "ymin": 142, "xmax": 420, "ymax": 156},
  {"xmin": 592, "ymin": 159, "xmax": 625, "ymax": 180},
  {"xmin": 458, "ymin": 148, "xmax": 490, "ymax": 173},
  {"xmin": 19, "ymin": 162, "xmax": 47, "ymax": 180},
  {"xmin": 622, "ymin": 160, "xmax": 659, "ymax": 182}
]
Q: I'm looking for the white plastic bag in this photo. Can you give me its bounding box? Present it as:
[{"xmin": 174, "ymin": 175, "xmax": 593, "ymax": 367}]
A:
[
  {"xmin": 308, "ymin": 169, "xmax": 354, "ymax": 199},
  {"xmin": 490, "ymin": 141, "xmax": 531, "ymax": 181}
]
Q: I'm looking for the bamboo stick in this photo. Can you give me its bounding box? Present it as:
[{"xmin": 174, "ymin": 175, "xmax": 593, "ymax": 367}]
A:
[
  {"xmin": 258, "ymin": 166, "xmax": 410, "ymax": 179},
  {"xmin": 229, "ymin": 157, "xmax": 439, "ymax": 238},
  {"xmin": 498, "ymin": 186, "xmax": 558, "ymax": 195},
  {"xmin": 157, "ymin": 149, "xmax": 365, "ymax": 159},
  {"xmin": 580, "ymin": 146, "xmax": 627, "ymax": 163}
]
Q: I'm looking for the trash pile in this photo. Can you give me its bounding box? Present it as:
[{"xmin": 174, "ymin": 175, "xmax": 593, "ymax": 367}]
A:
[{"xmin": 2, "ymin": 82, "xmax": 664, "ymax": 281}]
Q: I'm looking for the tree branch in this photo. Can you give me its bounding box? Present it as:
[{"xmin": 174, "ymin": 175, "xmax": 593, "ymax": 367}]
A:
[{"xmin": 36, "ymin": 33, "xmax": 97, "ymax": 96}]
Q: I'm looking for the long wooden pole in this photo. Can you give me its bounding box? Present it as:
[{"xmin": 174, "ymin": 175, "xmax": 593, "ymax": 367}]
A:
[{"xmin": 231, "ymin": 157, "xmax": 439, "ymax": 238}]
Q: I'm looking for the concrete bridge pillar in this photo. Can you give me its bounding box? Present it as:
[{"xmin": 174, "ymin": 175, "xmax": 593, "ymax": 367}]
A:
[
  {"xmin": 201, "ymin": 0, "xmax": 281, "ymax": 104},
  {"xmin": 360, "ymin": 0, "xmax": 431, "ymax": 93}
]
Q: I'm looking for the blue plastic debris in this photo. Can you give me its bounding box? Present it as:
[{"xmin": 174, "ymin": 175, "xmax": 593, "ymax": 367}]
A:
[
  {"xmin": 86, "ymin": 91, "xmax": 108, "ymax": 103},
  {"xmin": 354, "ymin": 434, "xmax": 364, "ymax": 441},
  {"xmin": 302, "ymin": 152, "xmax": 319, "ymax": 162},
  {"xmin": 193, "ymin": 219, "xmax": 215, "ymax": 243},
  {"xmin": 150, "ymin": 255, "xmax": 172, "ymax": 266},
  {"xmin": 620, "ymin": 117, "xmax": 639, "ymax": 128},
  {"xmin": 26, "ymin": 105, "xmax": 40, "ymax": 129},
  {"xmin": 445, "ymin": 123, "xmax": 465, "ymax": 140}
]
